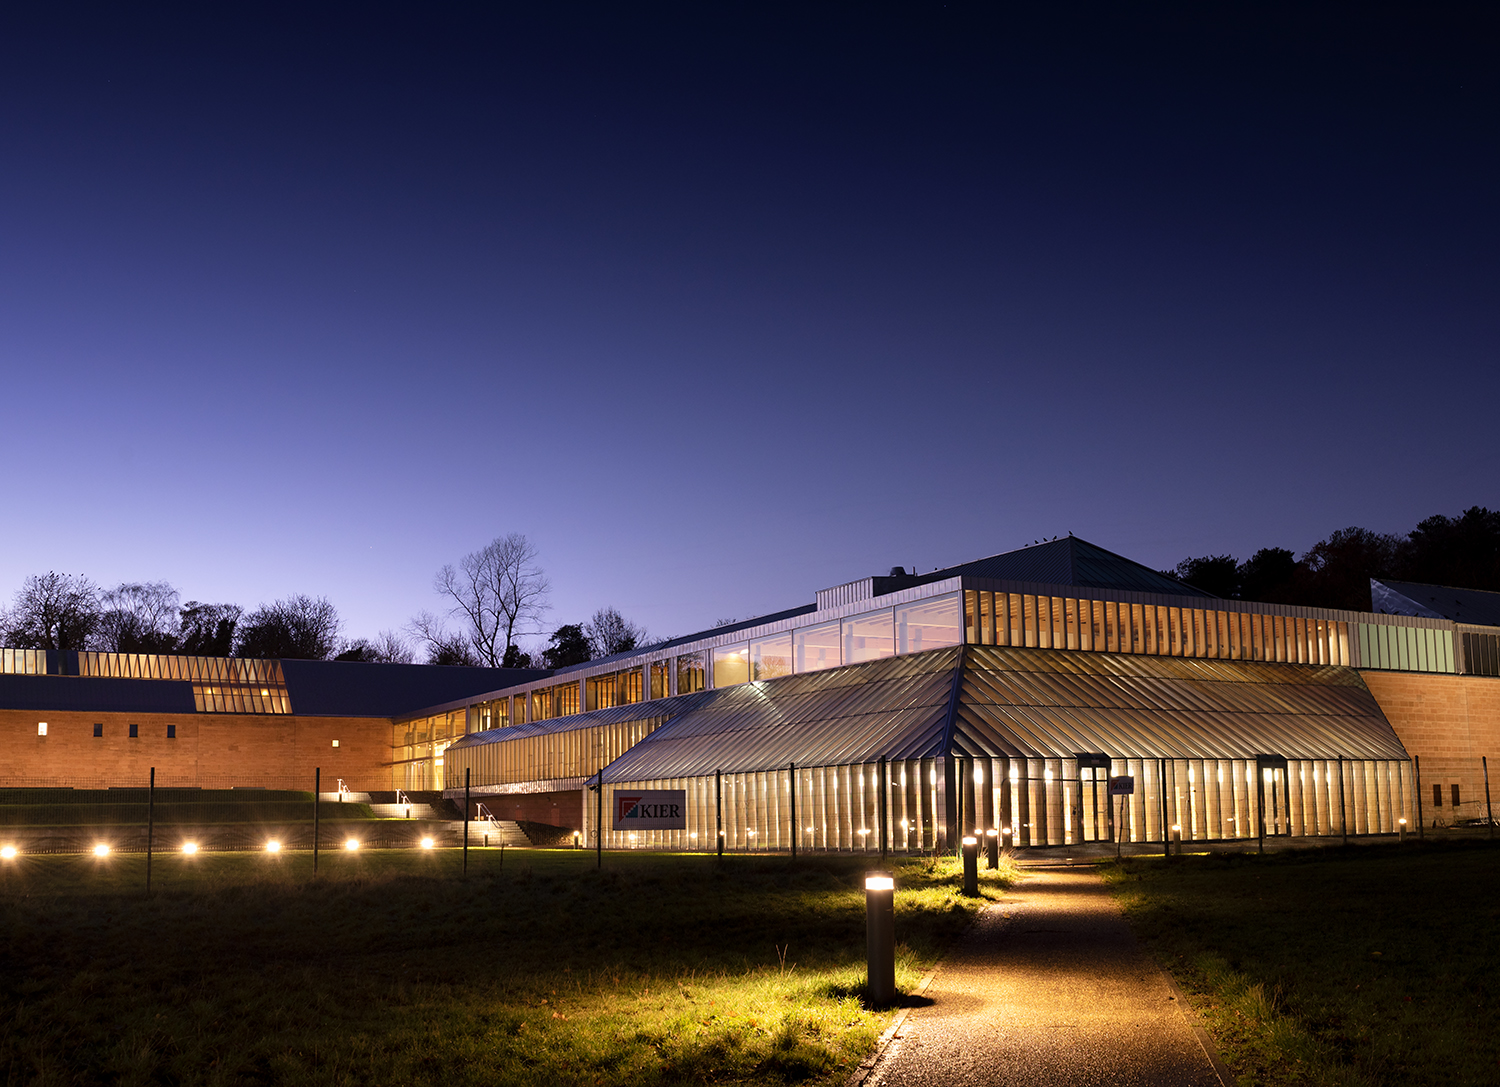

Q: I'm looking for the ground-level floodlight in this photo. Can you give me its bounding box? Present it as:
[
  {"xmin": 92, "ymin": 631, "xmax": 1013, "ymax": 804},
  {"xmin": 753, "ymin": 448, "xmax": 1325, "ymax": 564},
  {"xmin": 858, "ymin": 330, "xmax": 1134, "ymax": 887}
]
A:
[
  {"xmin": 93, "ymin": 843, "xmax": 110, "ymax": 858},
  {"xmin": 265, "ymin": 839, "xmax": 282, "ymax": 853},
  {"xmin": 1172, "ymin": 824, "xmax": 1182, "ymax": 857},
  {"xmin": 985, "ymin": 828, "xmax": 999, "ymax": 869},
  {"xmin": 0, "ymin": 846, "xmax": 16, "ymax": 860},
  {"xmin": 961, "ymin": 836, "xmax": 979, "ymax": 896},
  {"xmin": 181, "ymin": 842, "xmax": 198, "ymax": 855},
  {"xmin": 865, "ymin": 873, "xmax": 896, "ymax": 1007},
  {"xmin": 345, "ymin": 838, "xmax": 360, "ymax": 851},
  {"xmin": 420, "ymin": 837, "xmax": 435, "ymax": 850},
  {"xmin": 1399, "ymin": 817, "xmax": 1407, "ymax": 844}
]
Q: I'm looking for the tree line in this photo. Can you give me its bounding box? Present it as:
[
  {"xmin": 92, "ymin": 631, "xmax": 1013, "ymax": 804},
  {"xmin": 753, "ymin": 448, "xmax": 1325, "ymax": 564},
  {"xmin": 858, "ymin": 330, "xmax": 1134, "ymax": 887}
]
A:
[
  {"xmin": 1165, "ymin": 506, "xmax": 1500, "ymax": 611},
  {"xmin": 0, "ymin": 532, "xmax": 652, "ymax": 668}
]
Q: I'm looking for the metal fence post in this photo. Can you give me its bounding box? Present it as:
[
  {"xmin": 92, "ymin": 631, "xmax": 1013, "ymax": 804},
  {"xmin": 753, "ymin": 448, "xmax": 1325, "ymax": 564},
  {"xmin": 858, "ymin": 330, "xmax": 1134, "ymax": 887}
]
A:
[
  {"xmin": 146, "ymin": 767, "xmax": 155, "ymax": 896},
  {"xmin": 1160, "ymin": 758, "xmax": 1170, "ymax": 859},
  {"xmin": 1484, "ymin": 756, "xmax": 1494, "ymax": 839},
  {"xmin": 789, "ymin": 762, "xmax": 797, "ymax": 858},
  {"xmin": 1414, "ymin": 756, "xmax": 1424, "ymax": 840},
  {"xmin": 879, "ymin": 756, "xmax": 888, "ymax": 863},
  {"xmin": 1338, "ymin": 757, "xmax": 1348, "ymax": 845},
  {"xmin": 716, "ymin": 769, "xmax": 723, "ymax": 858},
  {"xmin": 313, "ymin": 767, "xmax": 320, "ymax": 875},
  {"xmin": 463, "ymin": 767, "xmax": 471, "ymax": 876},
  {"xmin": 596, "ymin": 772, "xmax": 604, "ymax": 869}
]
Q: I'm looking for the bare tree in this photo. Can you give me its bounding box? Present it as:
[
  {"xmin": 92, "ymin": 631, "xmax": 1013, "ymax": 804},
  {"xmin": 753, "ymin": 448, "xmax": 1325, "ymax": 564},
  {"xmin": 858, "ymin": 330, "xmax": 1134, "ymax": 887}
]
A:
[
  {"xmin": 97, "ymin": 581, "xmax": 181, "ymax": 652},
  {"xmin": 432, "ymin": 533, "xmax": 550, "ymax": 667},
  {"xmin": 1, "ymin": 573, "xmax": 101, "ymax": 650},
  {"xmin": 406, "ymin": 611, "xmax": 480, "ymax": 666},
  {"xmin": 584, "ymin": 607, "xmax": 647, "ymax": 659},
  {"xmin": 337, "ymin": 630, "xmax": 418, "ymax": 663},
  {"xmin": 370, "ymin": 629, "xmax": 415, "ymax": 663},
  {"xmin": 235, "ymin": 595, "xmax": 342, "ymax": 659}
]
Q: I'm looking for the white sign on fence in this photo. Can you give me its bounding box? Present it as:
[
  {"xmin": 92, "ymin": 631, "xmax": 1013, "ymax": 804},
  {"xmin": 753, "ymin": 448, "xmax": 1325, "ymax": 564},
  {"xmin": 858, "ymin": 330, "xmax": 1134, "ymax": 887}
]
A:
[{"xmin": 612, "ymin": 789, "xmax": 687, "ymax": 831}]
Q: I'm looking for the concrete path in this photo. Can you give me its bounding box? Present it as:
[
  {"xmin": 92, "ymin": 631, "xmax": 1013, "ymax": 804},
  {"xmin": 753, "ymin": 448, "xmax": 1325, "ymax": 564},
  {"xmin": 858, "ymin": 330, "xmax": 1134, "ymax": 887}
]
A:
[{"xmin": 861, "ymin": 867, "xmax": 1229, "ymax": 1087}]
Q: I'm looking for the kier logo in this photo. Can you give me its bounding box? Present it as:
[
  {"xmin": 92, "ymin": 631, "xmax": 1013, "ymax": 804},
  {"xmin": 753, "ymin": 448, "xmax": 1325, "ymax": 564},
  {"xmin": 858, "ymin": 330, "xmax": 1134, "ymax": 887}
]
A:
[
  {"xmin": 617, "ymin": 795, "xmax": 680, "ymax": 821},
  {"xmin": 611, "ymin": 789, "xmax": 687, "ymax": 829}
]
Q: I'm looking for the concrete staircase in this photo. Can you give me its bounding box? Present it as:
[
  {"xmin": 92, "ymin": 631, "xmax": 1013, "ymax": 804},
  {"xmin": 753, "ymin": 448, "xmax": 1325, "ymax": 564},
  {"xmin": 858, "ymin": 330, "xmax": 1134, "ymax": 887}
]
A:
[
  {"xmin": 368, "ymin": 802, "xmax": 451, "ymax": 820},
  {"xmin": 466, "ymin": 819, "xmax": 532, "ymax": 848}
]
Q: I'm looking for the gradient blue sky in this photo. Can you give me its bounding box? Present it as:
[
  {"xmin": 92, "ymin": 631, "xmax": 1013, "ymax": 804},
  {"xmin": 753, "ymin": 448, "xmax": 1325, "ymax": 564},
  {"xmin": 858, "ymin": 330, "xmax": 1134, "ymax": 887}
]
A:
[{"xmin": 0, "ymin": 4, "xmax": 1495, "ymax": 649}]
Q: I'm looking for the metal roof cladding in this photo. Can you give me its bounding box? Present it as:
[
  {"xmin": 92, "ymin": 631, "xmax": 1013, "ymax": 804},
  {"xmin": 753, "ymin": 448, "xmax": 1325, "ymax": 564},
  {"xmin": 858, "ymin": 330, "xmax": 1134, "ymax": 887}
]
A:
[
  {"xmin": 0, "ymin": 674, "xmax": 197, "ymax": 714},
  {"xmin": 450, "ymin": 642, "xmax": 1406, "ymax": 785},
  {"xmin": 277, "ymin": 660, "xmax": 549, "ymax": 717},
  {"xmin": 1372, "ymin": 579, "xmax": 1500, "ymax": 627},
  {"xmin": 888, "ymin": 535, "xmax": 1216, "ymax": 599}
]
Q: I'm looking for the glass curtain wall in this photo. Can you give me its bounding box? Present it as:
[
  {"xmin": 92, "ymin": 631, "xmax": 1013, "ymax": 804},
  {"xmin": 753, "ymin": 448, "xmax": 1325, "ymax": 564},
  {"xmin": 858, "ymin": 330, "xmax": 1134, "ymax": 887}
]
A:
[
  {"xmin": 583, "ymin": 755, "xmax": 1413, "ymax": 851},
  {"xmin": 443, "ymin": 715, "xmax": 671, "ymax": 790},
  {"xmin": 391, "ymin": 709, "xmax": 467, "ymax": 791},
  {"xmin": 587, "ymin": 667, "xmax": 644, "ymax": 711},
  {"xmin": 963, "ymin": 590, "xmax": 1356, "ymax": 668}
]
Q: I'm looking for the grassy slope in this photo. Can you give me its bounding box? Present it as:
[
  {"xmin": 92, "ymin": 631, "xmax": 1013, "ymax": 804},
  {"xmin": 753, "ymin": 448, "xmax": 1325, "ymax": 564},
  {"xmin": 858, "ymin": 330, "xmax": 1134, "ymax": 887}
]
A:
[
  {"xmin": 1105, "ymin": 843, "xmax": 1500, "ymax": 1087},
  {"xmin": 0, "ymin": 849, "xmax": 1012, "ymax": 1086}
]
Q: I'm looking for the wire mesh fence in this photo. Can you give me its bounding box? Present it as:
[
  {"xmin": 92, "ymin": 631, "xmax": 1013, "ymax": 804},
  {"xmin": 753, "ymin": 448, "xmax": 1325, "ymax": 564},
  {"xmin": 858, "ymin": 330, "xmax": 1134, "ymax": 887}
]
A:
[{"xmin": 0, "ymin": 773, "xmax": 460, "ymax": 855}]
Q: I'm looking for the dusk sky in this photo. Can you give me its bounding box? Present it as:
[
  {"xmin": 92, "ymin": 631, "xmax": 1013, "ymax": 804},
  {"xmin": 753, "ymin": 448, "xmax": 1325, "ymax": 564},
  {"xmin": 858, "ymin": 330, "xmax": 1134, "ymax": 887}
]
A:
[{"xmin": 1, "ymin": 4, "xmax": 1495, "ymax": 650}]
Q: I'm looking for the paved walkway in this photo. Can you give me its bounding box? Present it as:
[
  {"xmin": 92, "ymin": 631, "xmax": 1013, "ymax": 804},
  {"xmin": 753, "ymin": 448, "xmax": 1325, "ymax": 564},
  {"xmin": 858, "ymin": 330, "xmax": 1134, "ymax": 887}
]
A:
[{"xmin": 862, "ymin": 867, "xmax": 1228, "ymax": 1087}]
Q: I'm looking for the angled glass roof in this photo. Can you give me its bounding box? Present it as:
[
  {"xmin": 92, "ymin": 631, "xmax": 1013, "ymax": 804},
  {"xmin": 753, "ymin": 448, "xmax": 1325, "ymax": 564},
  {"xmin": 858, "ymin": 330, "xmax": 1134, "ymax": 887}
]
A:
[{"xmin": 450, "ymin": 641, "xmax": 1408, "ymax": 788}]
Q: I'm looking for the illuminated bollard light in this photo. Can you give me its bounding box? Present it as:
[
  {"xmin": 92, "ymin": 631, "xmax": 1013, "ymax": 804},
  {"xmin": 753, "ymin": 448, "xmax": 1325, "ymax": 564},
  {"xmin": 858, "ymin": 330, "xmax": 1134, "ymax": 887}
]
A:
[
  {"xmin": 985, "ymin": 828, "xmax": 999, "ymax": 870},
  {"xmin": 0, "ymin": 845, "xmax": 17, "ymax": 860},
  {"xmin": 961, "ymin": 836, "xmax": 979, "ymax": 896},
  {"xmin": 420, "ymin": 837, "xmax": 435, "ymax": 850},
  {"xmin": 865, "ymin": 873, "xmax": 896, "ymax": 1007},
  {"xmin": 93, "ymin": 843, "xmax": 110, "ymax": 858},
  {"xmin": 1399, "ymin": 817, "xmax": 1407, "ymax": 844},
  {"xmin": 1172, "ymin": 824, "xmax": 1182, "ymax": 858}
]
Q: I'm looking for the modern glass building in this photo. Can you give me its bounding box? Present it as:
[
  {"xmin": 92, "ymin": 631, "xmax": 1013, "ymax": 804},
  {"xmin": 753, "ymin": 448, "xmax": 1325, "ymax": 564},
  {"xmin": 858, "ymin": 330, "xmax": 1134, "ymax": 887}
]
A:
[{"xmin": 432, "ymin": 536, "xmax": 1487, "ymax": 849}]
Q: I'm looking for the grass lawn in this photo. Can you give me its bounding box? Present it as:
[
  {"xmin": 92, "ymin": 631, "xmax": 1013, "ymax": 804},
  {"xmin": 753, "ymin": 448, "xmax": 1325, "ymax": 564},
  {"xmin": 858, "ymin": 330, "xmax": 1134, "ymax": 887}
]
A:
[
  {"xmin": 1105, "ymin": 841, "xmax": 1500, "ymax": 1087},
  {"xmin": 0, "ymin": 848, "xmax": 1013, "ymax": 1086}
]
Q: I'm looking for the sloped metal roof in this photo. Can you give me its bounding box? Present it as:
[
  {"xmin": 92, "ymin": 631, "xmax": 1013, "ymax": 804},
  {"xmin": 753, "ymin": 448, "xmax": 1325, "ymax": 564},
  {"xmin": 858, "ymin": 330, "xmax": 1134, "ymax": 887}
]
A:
[
  {"xmin": 454, "ymin": 642, "xmax": 1408, "ymax": 785},
  {"xmin": 1372, "ymin": 579, "xmax": 1500, "ymax": 627},
  {"xmin": 953, "ymin": 645, "xmax": 1407, "ymax": 762},
  {"xmin": 892, "ymin": 536, "xmax": 1215, "ymax": 600},
  {"xmin": 601, "ymin": 650, "xmax": 960, "ymax": 781}
]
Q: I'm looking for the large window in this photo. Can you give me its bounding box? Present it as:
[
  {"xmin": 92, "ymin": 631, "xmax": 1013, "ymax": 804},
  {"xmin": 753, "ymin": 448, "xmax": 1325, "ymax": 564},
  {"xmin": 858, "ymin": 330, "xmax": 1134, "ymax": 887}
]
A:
[
  {"xmin": 676, "ymin": 652, "xmax": 706, "ymax": 694},
  {"xmin": 843, "ymin": 607, "xmax": 895, "ymax": 665},
  {"xmin": 650, "ymin": 659, "xmax": 670, "ymax": 698},
  {"xmin": 896, "ymin": 594, "xmax": 962, "ymax": 654},
  {"xmin": 751, "ymin": 632, "xmax": 793, "ymax": 680},
  {"xmin": 794, "ymin": 620, "xmax": 841, "ymax": 672},
  {"xmin": 712, "ymin": 644, "xmax": 750, "ymax": 687},
  {"xmin": 588, "ymin": 667, "xmax": 644, "ymax": 711}
]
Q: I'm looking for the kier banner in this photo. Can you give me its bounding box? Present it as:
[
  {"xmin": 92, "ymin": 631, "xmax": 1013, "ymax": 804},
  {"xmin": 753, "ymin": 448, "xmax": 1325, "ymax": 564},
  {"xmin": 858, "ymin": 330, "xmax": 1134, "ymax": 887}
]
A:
[{"xmin": 612, "ymin": 789, "xmax": 687, "ymax": 830}]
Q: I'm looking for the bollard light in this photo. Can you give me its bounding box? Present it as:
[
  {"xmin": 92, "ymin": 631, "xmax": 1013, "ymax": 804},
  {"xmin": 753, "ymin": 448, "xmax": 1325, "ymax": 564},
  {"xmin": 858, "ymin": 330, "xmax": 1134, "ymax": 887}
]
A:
[
  {"xmin": 420, "ymin": 837, "xmax": 435, "ymax": 850},
  {"xmin": 961, "ymin": 836, "xmax": 979, "ymax": 896},
  {"xmin": 265, "ymin": 839, "xmax": 282, "ymax": 853},
  {"xmin": 181, "ymin": 842, "xmax": 199, "ymax": 855},
  {"xmin": 93, "ymin": 843, "xmax": 110, "ymax": 857},
  {"xmin": 0, "ymin": 845, "xmax": 16, "ymax": 860},
  {"xmin": 985, "ymin": 827, "xmax": 999, "ymax": 869},
  {"xmin": 865, "ymin": 872, "xmax": 896, "ymax": 1006},
  {"xmin": 1172, "ymin": 823, "xmax": 1182, "ymax": 857},
  {"xmin": 345, "ymin": 838, "xmax": 360, "ymax": 851},
  {"xmin": 1399, "ymin": 817, "xmax": 1407, "ymax": 844}
]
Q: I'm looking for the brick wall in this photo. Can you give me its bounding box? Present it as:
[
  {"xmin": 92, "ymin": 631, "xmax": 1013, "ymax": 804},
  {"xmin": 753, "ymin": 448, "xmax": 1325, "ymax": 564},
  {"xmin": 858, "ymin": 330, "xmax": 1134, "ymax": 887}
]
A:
[
  {"xmin": 469, "ymin": 789, "xmax": 584, "ymax": 830},
  {"xmin": 1, "ymin": 709, "xmax": 394, "ymax": 791},
  {"xmin": 1362, "ymin": 671, "xmax": 1500, "ymax": 822}
]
